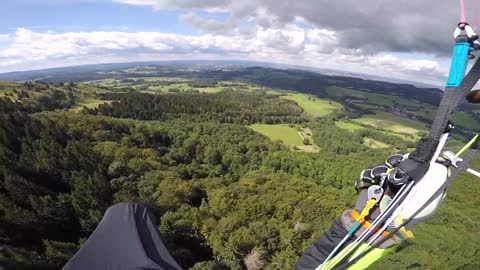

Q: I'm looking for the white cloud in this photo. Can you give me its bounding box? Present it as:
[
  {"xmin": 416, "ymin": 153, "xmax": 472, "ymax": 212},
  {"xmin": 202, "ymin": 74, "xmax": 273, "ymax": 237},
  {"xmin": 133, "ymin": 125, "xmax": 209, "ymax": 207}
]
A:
[
  {"xmin": 306, "ymin": 29, "xmax": 337, "ymax": 54},
  {"xmin": 254, "ymin": 25, "xmax": 305, "ymax": 54},
  {"xmin": 112, "ymin": 0, "xmax": 229, "ymax": 10},
  {"xmin": 105, "ymin": 1, "xmax": 454, "ymax": 85},
  {"xmin": 180, "ymin": 12, "xmax": 233, "ymax": 34},
  {"xmin": 0, "ymin": 35, "xmax": 10, "ymax": 42},
  {"xmin": 112, "ymin": 0, "xmax": 461, "ymax": 57},
  {"xmin": 95, "ymin": 0, "xmax": 456, "ymax": 86},
  {"xmin": 0, "ymin": 27, "xmax": 448, "ymax": 85}
]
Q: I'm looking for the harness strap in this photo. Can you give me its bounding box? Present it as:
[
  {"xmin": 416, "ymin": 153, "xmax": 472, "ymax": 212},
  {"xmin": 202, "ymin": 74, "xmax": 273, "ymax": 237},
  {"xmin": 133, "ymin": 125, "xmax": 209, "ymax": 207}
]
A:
[
  {"xmin": 336, "ymin": 148, "xmax": 480, "ymax": 270},
  {"xmin": 350, "ymin": 210, "xmax": 390, "ymax": 237},
  {"xmin": 397, "ymin": 56, "xmax": 480, "ymax": 183}
]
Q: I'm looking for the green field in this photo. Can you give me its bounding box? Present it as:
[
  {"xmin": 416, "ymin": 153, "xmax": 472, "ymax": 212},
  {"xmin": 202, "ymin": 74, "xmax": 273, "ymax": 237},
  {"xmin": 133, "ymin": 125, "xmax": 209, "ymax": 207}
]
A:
[
  {"xmin": 281, "ymin": 93, "xmax": 342, "ymax": 117},
  {"xmin": 265, "ymin": 89, "xmax": 283, "ymax": 95},
  {"xmin": 0, "ymin": 81, "xmax": 20, "ymax": 90},
  {"xmin": 249, "ymin": 124, "xmax": 319, "ymax": 152},
  {"xmin": 0, "ymin": 81, "xmax": 21, "ymax": 99},
  {"xmin": 326, "ymin": 86, "xmax": 369, "ymax": 99},
  {"xmin": 87, "ymin": 77, "xmax": 183, "ymax": 88},
  {"xmin": 71, "ymin": 99, "xmax": 112, "ymax": 112},
  {"xmin": 335, "ymin": 121, "xmax": 419, "ymax": 142},
  {"xmin": 363, "ymin": 137, "xmax": 389, "ymax": 148},
  {"xmin": 326, "ymin": 86, "xmax": 426, "ymax": 107},
  {"xmin": 152, "ymin": 84, "xmax": 225, "ymax": 93},
  {"xmin": 147, "ymin": 83, "xmax": 192, "ymax": 92},
  {"xmin": 86, "ymin": 78, "xmax": 291, "ymax": 96},
  {"xmin": 87, "ymin": 78, "xmax": 118, "ymax": 87},
  {"xmin": 335, "ymin": 122, "xmax": 366, "ymax": 132},
  {"xmin": 87, "ymin": 78, "xmax": 231, "ymax": 94},
  {"xmin": 354, "ymin": 111, "xmax": 426, "ymax": 134},
  {"xmin": 195, "ymin": 86, "xmax": 225, "ymax": 93},
  {"xmin": 326, "ymin": 86, "xmax": 440, "ymax": 122},
  {"xmin": 249, "ymin": 124, "xmax": 302, "ymax": 145}
]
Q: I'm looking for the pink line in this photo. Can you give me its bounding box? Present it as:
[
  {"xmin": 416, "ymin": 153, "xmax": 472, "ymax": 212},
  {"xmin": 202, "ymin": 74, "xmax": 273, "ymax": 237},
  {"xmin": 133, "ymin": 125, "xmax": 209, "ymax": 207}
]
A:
[
  {"xmin": 460, "ymin": 0, "xmax": 466, "ymax": 22},
  {"xmin": 474, "ymin": 0, "xmax": 479, "ymax": 31}
]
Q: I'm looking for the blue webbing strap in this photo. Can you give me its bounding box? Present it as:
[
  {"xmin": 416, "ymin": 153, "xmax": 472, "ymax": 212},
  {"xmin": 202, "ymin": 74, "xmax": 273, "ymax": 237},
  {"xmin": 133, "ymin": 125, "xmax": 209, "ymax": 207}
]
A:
[{"xmin": 446, "ymin": 42, "xmax": 470, "ymax": 87}]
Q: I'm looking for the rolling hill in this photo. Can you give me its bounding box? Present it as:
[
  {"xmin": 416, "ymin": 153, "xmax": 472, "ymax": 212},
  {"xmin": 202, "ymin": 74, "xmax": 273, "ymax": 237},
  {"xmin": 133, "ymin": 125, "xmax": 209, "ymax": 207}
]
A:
[{"xmin": 0, "ymin": 63, "xmax": 479, "ymax": 270}]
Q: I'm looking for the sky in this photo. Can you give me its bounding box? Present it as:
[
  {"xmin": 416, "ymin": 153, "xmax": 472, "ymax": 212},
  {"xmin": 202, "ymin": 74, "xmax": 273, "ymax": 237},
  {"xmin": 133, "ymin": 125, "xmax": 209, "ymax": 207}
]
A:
[{"xmin": 0, "ymin": 0, "xmax": 476, "ymax": 85}]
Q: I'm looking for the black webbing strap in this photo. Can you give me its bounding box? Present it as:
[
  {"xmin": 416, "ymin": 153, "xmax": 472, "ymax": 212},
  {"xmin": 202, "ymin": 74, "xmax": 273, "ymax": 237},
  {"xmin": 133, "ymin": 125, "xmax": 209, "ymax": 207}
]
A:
[
  {"xmin": 429, "ymin": 57, "xmax": 480, "ymax": 141},
  {"xmin": 398, "ymin": 57, "xmax": 480, "ymax": 182}
]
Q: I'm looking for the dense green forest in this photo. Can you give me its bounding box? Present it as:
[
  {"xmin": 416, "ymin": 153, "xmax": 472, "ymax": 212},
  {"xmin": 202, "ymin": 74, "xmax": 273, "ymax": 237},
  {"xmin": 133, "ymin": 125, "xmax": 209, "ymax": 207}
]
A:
[
  {"xmin": 1, "ymin": 72, "xmax": 480, "ymax": 270},
  {"xmin": 91, "ymin": 91, "xmax": 305, "ymax": 124}
]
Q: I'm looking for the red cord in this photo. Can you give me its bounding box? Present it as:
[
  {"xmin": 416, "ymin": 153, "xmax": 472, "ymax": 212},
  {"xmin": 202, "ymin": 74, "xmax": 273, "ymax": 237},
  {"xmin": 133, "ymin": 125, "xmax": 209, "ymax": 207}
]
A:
[
  {"xmin": 474, "ymin": 0, "xmax": 479, "ymax": 31},
  {"xmin": 460, "ymin": 0, "xmax": 466, "ymax": 22}
]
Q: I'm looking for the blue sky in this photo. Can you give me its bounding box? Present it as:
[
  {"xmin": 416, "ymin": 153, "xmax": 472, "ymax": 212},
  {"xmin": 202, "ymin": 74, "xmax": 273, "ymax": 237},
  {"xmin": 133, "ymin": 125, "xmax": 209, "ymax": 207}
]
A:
[
  {"xmin": 0, "ymin": 1, "xmax": 193, "ymax": 34},
  {"xmin": 0, "ymin": 0, "xmax": 468, "ymax": 85}
]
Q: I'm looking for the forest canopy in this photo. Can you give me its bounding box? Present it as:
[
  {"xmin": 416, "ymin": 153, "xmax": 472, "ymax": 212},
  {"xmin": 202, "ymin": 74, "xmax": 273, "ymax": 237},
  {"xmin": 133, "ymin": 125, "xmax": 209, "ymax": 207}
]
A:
[{"xmin": 0, "ymin": 74, "xmax": 479, "ymax": 270}]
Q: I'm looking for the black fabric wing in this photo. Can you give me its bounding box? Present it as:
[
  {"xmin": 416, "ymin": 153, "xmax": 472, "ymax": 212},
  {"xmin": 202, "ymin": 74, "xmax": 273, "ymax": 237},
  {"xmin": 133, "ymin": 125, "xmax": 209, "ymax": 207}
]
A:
[{"xmin": 63, "ymin": 203, "xmax": 182, "ymax": 270}]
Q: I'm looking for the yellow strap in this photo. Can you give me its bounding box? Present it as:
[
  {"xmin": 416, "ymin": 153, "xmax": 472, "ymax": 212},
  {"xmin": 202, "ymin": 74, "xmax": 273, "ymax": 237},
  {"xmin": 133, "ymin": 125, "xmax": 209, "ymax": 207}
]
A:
[
  {"xmin": 322, "ymin": 199, "xmax": 381, "ymax": 270},
  {"xmin": 322, "ymin": 243, "xmax": 394, "ymax": 270},
  {"xmin": 322, "ymin": 200, "xmax": 378, "ymax": 270},
  {"xmin": 347, "ymin": 244, "xmax": 394, "ymax": 269},
  {"xmin": 351, "ymin": 210, "xmax": 391, "ymax": 237},
  {"xmin": 357, "ymin": 199, "xmax": 376, "ymax": 223}
]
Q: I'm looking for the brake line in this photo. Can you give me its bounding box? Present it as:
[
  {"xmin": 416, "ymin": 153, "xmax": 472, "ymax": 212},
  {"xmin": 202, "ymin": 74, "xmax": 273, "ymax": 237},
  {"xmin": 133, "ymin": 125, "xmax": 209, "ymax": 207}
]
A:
[
  {"xmin": 317, "ymin": 187, "xmax": 384, "ymax": 270},
  {"xmin": 323, "ymin": 182, "xmax": 414, "ymax": 270}
]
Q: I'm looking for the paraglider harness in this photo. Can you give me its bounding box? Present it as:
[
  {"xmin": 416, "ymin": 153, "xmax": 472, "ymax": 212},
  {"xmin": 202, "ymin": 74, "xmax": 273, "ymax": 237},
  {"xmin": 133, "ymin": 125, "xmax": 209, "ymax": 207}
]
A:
[{"xmin": 318, "ymin": 2, "xmax": 480, "ymax": 269}]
